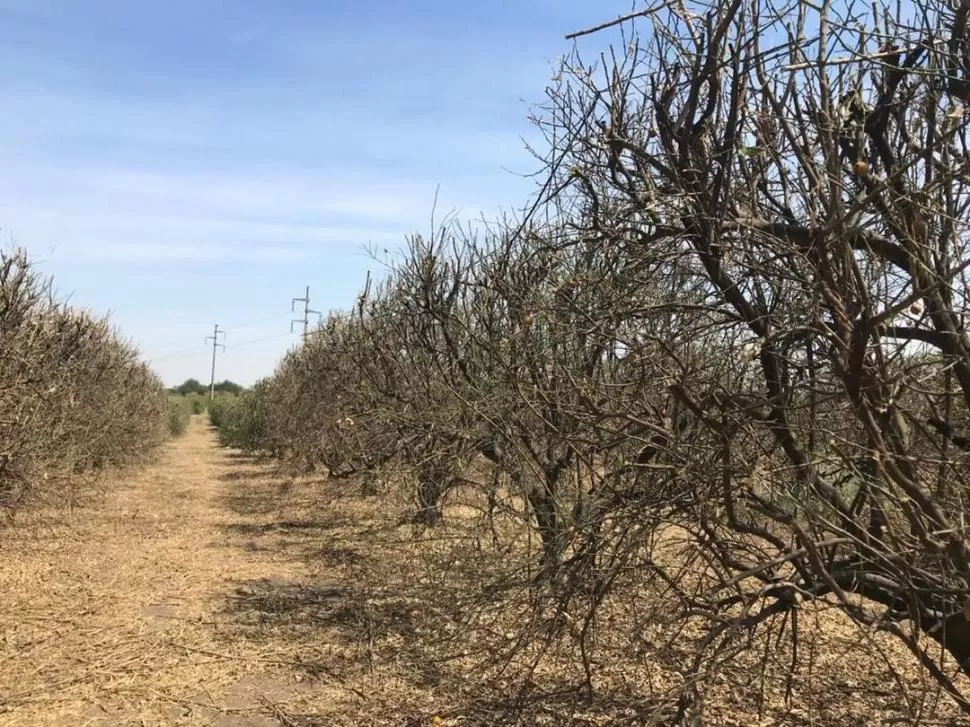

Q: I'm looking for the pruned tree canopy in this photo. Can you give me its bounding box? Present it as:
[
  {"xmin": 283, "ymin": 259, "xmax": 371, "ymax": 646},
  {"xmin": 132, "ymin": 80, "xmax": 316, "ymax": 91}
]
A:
[{"xmin": 211, "ymin": 0, "xmax": 970, "ymax": 719}]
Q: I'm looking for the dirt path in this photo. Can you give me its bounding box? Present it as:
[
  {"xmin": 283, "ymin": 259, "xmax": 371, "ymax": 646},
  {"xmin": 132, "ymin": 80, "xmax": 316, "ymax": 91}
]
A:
[
  {"xmin": 0, "ymin": 416, "xmax": 355, "ymax": 727},
  {"xmin": 6, "ymin": 416, "xmax": 960, "ymax": 726}
]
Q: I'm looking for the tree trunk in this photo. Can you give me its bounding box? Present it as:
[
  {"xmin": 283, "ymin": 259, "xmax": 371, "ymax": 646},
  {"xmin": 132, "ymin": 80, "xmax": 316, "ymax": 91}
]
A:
[
  {"xmin": 413, "ymin": 469, "xmax": 446, "ymax": 525},
  {"xmin": 925, "ymin": 611, "xmax": 970, "ymax": 675},
  {"xmin": 528, "ymin": 480, "xmax": 561, "ymax": 578}
]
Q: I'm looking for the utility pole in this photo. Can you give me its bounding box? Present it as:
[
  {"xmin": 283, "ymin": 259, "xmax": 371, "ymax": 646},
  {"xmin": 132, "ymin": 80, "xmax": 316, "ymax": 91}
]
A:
[
  {"xmin": 291, "ymin": 285, "xmax": 321, "ymax": 338},
  {"xmin": 205, "ymin": 324, "xmax": 226, "ymax": 401}
]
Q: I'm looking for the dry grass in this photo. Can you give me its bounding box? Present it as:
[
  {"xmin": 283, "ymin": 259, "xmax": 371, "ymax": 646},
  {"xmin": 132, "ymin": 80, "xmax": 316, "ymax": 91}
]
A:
[
  {"xmin": 0, "ymin": 417, "xmax": 312, "ymax": 726},
  {"xmin": 0, "ymin": 415, "xmax": 968, "ymax": 726}
]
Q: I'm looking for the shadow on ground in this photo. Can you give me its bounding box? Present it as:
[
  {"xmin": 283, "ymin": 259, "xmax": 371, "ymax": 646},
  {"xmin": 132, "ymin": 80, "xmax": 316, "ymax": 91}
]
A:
[
  {"xmin": 210, "ymin": 451, "xmax": 491, "ymax": 723},
  {"xmin": 228, "ymin": 577, "xmax": 352, "ymax": 619},
  {"xmin": 209, "ymin": 449, "xmax": 695, "ymax": 726},
  {"xmin": 218, "ymin": 468, "xmax": 274, "ymax": 482},
  {"xmin": 225, "ymin": 520, "xmax": 335, "ymax": 536},
  {"xmin": 218, "ymin": 450, "xmax": 261, "ymax": 462},
  {"xmin": 226, "ymin": 576, "xmax": 417, "ymax": 638}
]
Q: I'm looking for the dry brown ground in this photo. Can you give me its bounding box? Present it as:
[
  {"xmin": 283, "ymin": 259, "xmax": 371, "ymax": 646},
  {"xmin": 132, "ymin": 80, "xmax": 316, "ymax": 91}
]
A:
[
  {"xmin": 2, "ymin": 415, "xmax": 969, "ymax": 726},
  {"xmin": 0, "ymin": 416, "xmax": 345, "ymax": 726}
]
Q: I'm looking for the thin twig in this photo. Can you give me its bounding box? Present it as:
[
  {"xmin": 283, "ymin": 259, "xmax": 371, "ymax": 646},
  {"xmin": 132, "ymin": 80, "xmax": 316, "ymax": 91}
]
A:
[{"xmin": 565, "ymin": 4, "xmax": 670, "ymax": 40}]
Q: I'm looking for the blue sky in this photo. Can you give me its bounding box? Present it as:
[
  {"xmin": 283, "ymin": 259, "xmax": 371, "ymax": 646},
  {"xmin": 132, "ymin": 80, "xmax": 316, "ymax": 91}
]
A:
[{"xmin": 0, "ymin": 0, "xmax": 606, "ymax": 385}]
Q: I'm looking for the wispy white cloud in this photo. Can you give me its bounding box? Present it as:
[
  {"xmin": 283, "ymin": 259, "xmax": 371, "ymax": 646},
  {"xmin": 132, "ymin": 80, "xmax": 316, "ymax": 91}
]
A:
[
  {"xmin": 62, "ymin": 242, "xmax": 306, "ymax": 264},
  {"xmin": 0, "ymin": 51, "xmax": 544, "ymax": 168},
  {"xmin": 0, "ymin": 0, "xmax": 584, "ymax": 385}
]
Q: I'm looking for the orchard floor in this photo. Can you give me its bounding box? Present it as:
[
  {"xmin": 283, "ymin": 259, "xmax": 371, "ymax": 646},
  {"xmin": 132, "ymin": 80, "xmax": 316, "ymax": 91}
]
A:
[
  {"xmin": 0, "ymin": 416, "xmax": 389, "ymax": 727},
  {"xmin": 1, "ymin": 415, "xmax": 968, "ymax": 726}
]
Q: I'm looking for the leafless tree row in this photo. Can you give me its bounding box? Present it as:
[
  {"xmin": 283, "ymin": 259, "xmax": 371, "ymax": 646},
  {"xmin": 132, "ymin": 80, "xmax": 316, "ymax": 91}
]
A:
[
  {"xmin": 225, "ymin": 0, "xmax": 970, "ymax": 719},
  {"xmin": 0, "ymin": 249, "xmax": 173, "ymax": 518}
]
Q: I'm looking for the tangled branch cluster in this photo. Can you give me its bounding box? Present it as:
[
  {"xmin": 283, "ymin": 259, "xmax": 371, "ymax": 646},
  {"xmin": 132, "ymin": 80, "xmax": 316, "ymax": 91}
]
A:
[
  {"xmin": 0, "ymin": 249, "xmax": 173, "ymax": 518},
  {"xmin": 215, "ymin": 0, "xmax": 970, "ymax": 718}
]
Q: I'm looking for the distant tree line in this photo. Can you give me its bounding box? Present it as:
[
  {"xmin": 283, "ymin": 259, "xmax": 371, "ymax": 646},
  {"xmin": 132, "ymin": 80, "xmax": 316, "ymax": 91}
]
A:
[{"xmin": 168, "ymin": 378, "xmax": 244, "ymax": 396}]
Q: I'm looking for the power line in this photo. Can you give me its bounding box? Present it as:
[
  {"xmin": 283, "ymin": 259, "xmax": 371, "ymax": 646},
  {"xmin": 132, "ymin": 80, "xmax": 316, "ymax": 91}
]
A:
[
  {"xmin": 221, "ymin": 310, "xmax": 294, "ymax": 334},
  {"xmin": 144, "ymin": 307, "xmax": 304, "ymax": 373},
  {"xmin": 205, "ymin": 324, "xmax": 226, "ymax": 401},
  {"xmin": 148, "ymin": 320, "xmax": 298, "ymax": 363},
  {"xmin": 226, "ymin": 332, "xmax": 295, "ymax": 349},
  {"xmin": 144, "ymin": 311, "xmax": 293, "ymax": 358},
  {"xmin": 150, "ymin": 331, "xmax": 294, "ymax": 369}
]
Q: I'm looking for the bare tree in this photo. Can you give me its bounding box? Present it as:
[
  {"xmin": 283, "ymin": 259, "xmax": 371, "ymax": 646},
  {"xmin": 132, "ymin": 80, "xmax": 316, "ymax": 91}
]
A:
[
  {"xmin": 534, "ymin": 0, "xmax": 970, "ymax": 710},
  {"xmin": 0, "ymin": 248, "xmax": 172, "ymax": 518}
]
